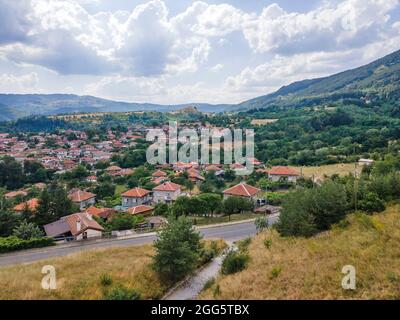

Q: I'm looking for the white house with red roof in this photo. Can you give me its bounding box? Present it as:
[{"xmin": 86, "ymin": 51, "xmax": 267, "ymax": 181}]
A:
[
  {"xmin": 68, "ymin": 190, "xmax": 96, "ymax": 210},
  {"xmin": 223, "ymin": 183, "xmax": 262, "ymax": 202},
  {"xmin": 267, "ymin": 166, "xmax": 300, "ymax": 182},
  {"xmin": 152, "ymin": 182, "xmax": 182, "ymax": 204},
  {"xmin": 121, "ymin": 187, "xmax": 151, "ymax": 208}
]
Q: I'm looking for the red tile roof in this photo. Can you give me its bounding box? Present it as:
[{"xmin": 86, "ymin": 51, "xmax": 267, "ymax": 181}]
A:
[
  {"xmin": 86, "ymin": 206, "xmax": 115, "ymax": 219},
  {"xmin": 223, "ymin": 183, "xmax": 261, "ymax": 197},
  {"xmin": 69, "ymin": 190, "xmax": 96, "ymax": 203},
  {"xmin": 125, "ymin": 205, "xmax": 154, "ymax": 215},
  {"xmin": 152, "ymin": 170, "xmax": 167, "ymax": 177},
  {"xmin": 153, "ymin": 182, "xmax": 182, "ymax": 192},
  {"xmin": 268, "ymin": 166, "xmax": 300, "ymax": 176},
  {"xmin": 122, "ymin": 187, "xmax": 151, "ymax": 198},
  {"xmin": 64, "ymin": 212, "xmax": 104, "ymax": 236},
  {"xmin": 14, "ymin": 198, "xmax": 40, "ymax": 212},
  {"xmin": 106, "ymin": 165, "xmax": 122, "ymax": 172}
]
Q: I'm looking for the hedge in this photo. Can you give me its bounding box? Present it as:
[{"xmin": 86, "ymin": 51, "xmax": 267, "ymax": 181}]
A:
[{"xmin": 0, "ymin": 236, "xmax": 55, "ymax": 254}]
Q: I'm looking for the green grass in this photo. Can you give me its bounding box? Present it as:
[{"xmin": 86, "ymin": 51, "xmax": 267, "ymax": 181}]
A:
[{"xmin": 114, "ymin": 184, "xmax": 128, "ymax": 196}]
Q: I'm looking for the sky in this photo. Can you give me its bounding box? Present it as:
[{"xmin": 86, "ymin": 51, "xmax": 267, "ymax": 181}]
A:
[{"xmin": 0, "ymin": 0, "xmax": 399, "ymax": 105}]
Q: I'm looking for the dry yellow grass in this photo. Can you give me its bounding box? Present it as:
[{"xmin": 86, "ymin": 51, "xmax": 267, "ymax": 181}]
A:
[
  {"xmin": 200, "ymin": 205, "xmax": 400, "ymax": 300},
  {"xmin": 0, "ymin": 239, "xmax": 226, "ymax": 300},
  {"xmin": 251, "ymin": 119, "xmax": 278, "ymax": 126},
  {"xmin": 294, "ymin": 163, "xmax": 361, "ymax": 180}
]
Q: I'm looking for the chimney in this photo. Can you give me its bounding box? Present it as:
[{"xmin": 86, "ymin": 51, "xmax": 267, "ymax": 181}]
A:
[{"xmin": 76, "ymin": 218, "xmax": 81, "ymax": 232}]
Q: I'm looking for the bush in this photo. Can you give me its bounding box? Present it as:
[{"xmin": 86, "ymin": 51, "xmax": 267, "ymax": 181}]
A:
[
  {"xmin": 276, "ymin": 181, "xmax": 348, "ymax": 237},
  {"xmin": 0, "ymin": 236, "xmax": 55, "ymax": 253},
  {"xmin": 99, "ymin": 273, "xmax": 113, "ymax": 287},
  {"xmin": 358, "ymin": 192, "xmax": 386, "ymax": 213},
  {"xmin": 199, "ymin": 247, "xmax": 216, "ymax": 265},
  {"xmin": 237, "ymin": 237, "xmax": 252, "ymax": 252},
  {"xmin": 12, "ymin": 221, "xmax": 43, "ymax": 240},
  {"xmin": 255, "ymin": 216, "xmax": 268, "ymax": 233},
  {"xmin": 221, "ymin": 250, "xmax": 249, "ymax": 275},
  {"xmin": 104, "ymin": 285, "xmax": 141, "ymax": 300}
]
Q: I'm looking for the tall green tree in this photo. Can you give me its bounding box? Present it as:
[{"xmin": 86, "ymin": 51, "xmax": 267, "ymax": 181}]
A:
[{"xmin": 153, "ymin": 216, "xmax": 202, "ymax": 282}]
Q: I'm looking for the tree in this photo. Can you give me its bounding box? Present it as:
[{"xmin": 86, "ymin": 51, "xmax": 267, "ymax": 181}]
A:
[
  {"xmin": 153, "ymin": 216, "xmax": 202, "ymax": 282},
  {"xmin": 12, "ymin": 221, "xmax": 43, "ymax": 240},
  {"xmin": 222, "ymin": 197, "xmax": 253, "ymax": 220},
  {"xmin": 276, "ymin": 181, "xmax": 348, "ymax": 237},
  {"xmin": 0, "ymin": 211, "xmax": 21, "ymax": 237},
  {"xmin": 95, "ymin": 183, "xmax": 116, "ymax": 199},
  {"xmin": 0, "ymin": 156, "xmax": 25, "ymax": 189},
  {"xmin": 109, "ymin": 213, "xmax": 137, "ymax": 231},
  {"xmin": 358, "ymin": 192, "xmax": 386, "ymax": 213},
  {"xmin": 197, "ymin": 193, "xmax": 222, "ymax": 217}
]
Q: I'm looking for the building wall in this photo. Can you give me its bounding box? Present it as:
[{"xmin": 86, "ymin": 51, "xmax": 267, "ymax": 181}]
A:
[
  {"xmin": 153, "ymin": 189, "xmax": 180, "ymax": 203},
  {"xmin": 122, "ymin": 195, "xmax": 150, "ymax": 208},
  {"xmin": 269, "ymin": 175, "xmax": 298, "ymax": 183},
  {"xmin": 77, "ymin": 197, "xmax": 96, "ymax": 210},
  {"xmin": 76, "ymin": 228, "xmax": 102, "ymax": 240}
]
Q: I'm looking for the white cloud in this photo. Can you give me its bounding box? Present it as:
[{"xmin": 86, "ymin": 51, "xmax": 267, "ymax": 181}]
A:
[
  {"xmin": 242, "ymin": 0, "xmax": 399, "ymax": 54},
  {"xmin": 0, "ymin": 72, "xmax": 39, "ymax": 93},
  {"xmin": 210, "ymin": 64, "xmax": 224, "ymax": 72}
]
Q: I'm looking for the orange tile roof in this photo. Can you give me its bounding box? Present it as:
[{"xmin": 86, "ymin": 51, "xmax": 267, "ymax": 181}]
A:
[
  {"xmin": 223, "ymin": 183, "xmax": 261, "ymax": 197},
  {"xmin": 64, "ymin": 212, "xmax": 104, "ymax": 236},
  {"xmin": 122, "ymin": 187, "xmax": 151, "ymax": 198},
  {"xmin": 153, "ymin": 182, "xmax": 182, "ymax": 192},
  {"xmin": 69, "ymin": 190, "xmax": 96, "ymax": 203},
  {"xmin": 268, "ymin": 166, "xmax": 300, "ymax": 176},
  {"xmin": 125, "ymin": 205, "xmax": 154, "ymax": 215},
  {"xmin": 14, "ymin": 198, "xmax": 40, "ymax": 212},
  {"xmin": 106, "ymin": 165, "xmax": 122, "ymax": 172},
  {"xmin": 86, "ymin": 206, "xmax": 115, "ymax": 219},
  {"xmin": 152, "ymin": 170, "xmax": 167, "ymax": 177}
]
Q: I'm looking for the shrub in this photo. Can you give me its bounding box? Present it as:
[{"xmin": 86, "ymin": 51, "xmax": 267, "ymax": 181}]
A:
[
  {"xmin": 12, "ymin": 221, "xmax": 43, "ymax": 240},
  {"xmin": 221, "ymin": 250, "xmax": 249, "ymax": 275},
  {"xmin": 199, "ymin": 248, "xmax": 216, "ymax": 265},
  {"xmin": 104, "ymin": 285, "xmax": 141, "ymax": 300},
  {"xmin": 99, "ymin": 273, "xmax": 113, "ymax": 287},
  {"xmin": 237, "ymin": 237, "xmax": 252, "ymax": 252},
  {"xmin": 202, "ymin": 278, "xmax": 215, "ymax": 292},
  {"xmin": 255, "ymin": 216, "xmax": 268, "ymax": 233},
  {"xmin": 0, "ymin": 236, "xmax": 55, "ymax": 253},
  {"xmin": 264, "ymin": 238, "xmax": 272, "ymax": 249},
  {"xmin": 358, "ymin": 192, "xmax": 386, "ymax": 213},
  {"xmin": 270, "ymin": 266, "xmax": 282, "ymax": 279}
]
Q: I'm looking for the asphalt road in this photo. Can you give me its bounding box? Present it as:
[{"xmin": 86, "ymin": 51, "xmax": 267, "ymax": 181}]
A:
[{"xmin": 0, "ymin": 215, "xmax": 278, "ymax": 267}]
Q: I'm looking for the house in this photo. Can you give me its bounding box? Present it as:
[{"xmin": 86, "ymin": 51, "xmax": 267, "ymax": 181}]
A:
[
  {"xmin": 121, "ymin": 187, "xmax": 151, "ymax": 208},
  {"xmin": 4, "ymin": 190, "xmax": 28, "ymax": 199},
  {"xmin": 152, "ymin": 170, "xmax": 167, "ymax": 178},
  {"xmin": 13, "ymin": 198, "xmax": 40, "ymax": 213},
  {"xmin": 125, "ymin": 205, "xmax": 154, "ymax": 216},
  {"xmin": 68, "ymin": 190, "xmax": 96, "ymax": 210},
  {"xmin": 86, "ymin": 206, "xmax": 115, "ymax": 221},
  {"xmin": 86, "ymin": 175, "xmax": 98, "ymax": 183},
  {"xmin": 223, "ymin": 183, "xmax": 262, "ymax": 203},
  {"xmin": 152, "ymin": 182, "xmax": 182, "ymax": 204},
  {"xmin": 267, "ymin": 166, "xmax": 300, "ymax": 182},
  {"xmin": 106, "ymin": 165, "xmax": 122, "ymax": 174},
  {"xmin": 187, "ymin": 168, "xmax": 205, "ymax": 184},
  {"xmin": 358, "ymin": 158, "xmax": 374, "ymax": 166},
  {"xmin": 44, "ymin": 212, "xmax": 104, "ymax": 240},
  {"xmin": 146, "ymin": 216, "xmax": 167, "ymax": 229}
]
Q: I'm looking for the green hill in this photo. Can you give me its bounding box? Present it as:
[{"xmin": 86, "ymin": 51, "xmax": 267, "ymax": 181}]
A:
[{"xmin": 236, "ymin": 49, "xmax": 400, "ymax": 110}]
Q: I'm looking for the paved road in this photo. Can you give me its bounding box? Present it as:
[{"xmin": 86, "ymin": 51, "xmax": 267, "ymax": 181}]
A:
[{"xmin": 0, "ymin": 215, "xmax": 278, "ymax": 267}]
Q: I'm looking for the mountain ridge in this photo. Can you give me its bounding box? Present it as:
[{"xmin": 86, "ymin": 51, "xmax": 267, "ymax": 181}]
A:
[{"xmin": 1, "ymin": 48, "xmax": 400, "ymax": 121}]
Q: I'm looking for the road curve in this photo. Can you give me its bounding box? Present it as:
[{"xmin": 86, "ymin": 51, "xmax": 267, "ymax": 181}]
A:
[{"xmin": 0, "ymin": 215, "xmax": 278, "ymax": 267}]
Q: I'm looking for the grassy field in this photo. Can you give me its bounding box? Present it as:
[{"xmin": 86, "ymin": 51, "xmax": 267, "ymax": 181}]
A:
[
  {"xmin": 200, "ymin": 205, "xmax": 400, "ymax": 300},
  {"xmin": 294, "ymin": 163, "xmax": 361, "ymax": 179},
  {"xmin": 251, "ymin": 119, "xmax": 278, "ymax": 126},
  {"xmin": 0, "ymin": 240, "xmax": 226, "ymax": 300},
  {"xmin": 190, "ymin": 213, "xmax": 259, "ymax": 226}
]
